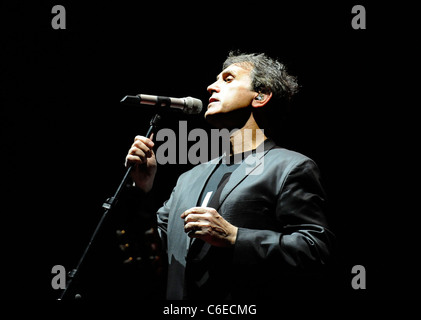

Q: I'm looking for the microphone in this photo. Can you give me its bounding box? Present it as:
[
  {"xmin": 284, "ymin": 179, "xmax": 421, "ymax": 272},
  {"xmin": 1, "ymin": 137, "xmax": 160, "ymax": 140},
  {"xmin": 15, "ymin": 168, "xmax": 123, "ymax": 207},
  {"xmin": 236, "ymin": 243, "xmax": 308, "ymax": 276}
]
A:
[{"xmin": 120, "ymin": 94, "xmax": 203, "ymax": 115}]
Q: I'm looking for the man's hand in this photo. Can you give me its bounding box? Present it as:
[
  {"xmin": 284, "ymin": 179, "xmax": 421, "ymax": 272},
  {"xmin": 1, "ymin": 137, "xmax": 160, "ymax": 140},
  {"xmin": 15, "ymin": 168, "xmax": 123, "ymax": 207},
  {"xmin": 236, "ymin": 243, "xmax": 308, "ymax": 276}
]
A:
[
  {"xmin": 181, "ymin": 207, "xmax": 238, "ymax": 247},
  {"xmin": 125, "ymin": 135, "xmax": 157, "ymax": 193}
]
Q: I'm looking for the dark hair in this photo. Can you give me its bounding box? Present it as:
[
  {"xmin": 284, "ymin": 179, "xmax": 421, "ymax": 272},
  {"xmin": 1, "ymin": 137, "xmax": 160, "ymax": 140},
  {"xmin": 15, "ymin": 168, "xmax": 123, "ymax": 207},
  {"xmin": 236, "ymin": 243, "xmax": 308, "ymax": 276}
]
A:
[{"xmin": 223, "ymin": 51, "xmax": 299, "ymax": 103}]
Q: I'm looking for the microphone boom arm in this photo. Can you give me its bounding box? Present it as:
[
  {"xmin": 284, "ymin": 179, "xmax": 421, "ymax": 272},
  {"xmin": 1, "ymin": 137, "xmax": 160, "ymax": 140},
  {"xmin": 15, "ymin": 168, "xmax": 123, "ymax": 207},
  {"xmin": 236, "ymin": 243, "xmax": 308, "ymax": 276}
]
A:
[{"xmin": 58, "ymin": 105, "xmax": 162, "ymax": 300}]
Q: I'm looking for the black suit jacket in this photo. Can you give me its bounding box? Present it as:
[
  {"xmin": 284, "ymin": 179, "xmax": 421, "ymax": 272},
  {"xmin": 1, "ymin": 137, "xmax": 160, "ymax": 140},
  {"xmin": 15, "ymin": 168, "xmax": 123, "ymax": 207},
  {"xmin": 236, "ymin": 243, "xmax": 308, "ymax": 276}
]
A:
[{"xmin": 157, "ymin": 139, "xmax": 334, "ymax": 299}]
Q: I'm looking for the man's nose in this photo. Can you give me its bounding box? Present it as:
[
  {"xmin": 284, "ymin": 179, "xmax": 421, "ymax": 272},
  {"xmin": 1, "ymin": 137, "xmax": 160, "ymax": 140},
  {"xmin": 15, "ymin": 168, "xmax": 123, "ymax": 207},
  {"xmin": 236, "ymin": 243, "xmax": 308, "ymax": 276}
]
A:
[{"xmin": 207, "ymin": 80, "xmax": 220, "ymax": 95}]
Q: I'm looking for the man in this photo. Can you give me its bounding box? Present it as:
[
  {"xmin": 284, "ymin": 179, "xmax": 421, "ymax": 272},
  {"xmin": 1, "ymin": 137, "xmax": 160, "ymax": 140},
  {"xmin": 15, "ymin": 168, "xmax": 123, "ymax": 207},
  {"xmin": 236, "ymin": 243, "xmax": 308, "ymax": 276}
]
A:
[{"xmin": 126, "ymin": 52, "xmax": 335, "ymax": 299}]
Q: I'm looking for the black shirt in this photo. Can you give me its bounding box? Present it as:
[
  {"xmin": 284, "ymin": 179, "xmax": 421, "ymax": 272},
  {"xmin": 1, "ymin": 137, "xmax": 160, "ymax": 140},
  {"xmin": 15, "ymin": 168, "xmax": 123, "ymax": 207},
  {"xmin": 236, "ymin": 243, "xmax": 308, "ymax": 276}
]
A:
[{"xmin": 197, "ymin": 152, "xmax": 253, "ymax": 208}]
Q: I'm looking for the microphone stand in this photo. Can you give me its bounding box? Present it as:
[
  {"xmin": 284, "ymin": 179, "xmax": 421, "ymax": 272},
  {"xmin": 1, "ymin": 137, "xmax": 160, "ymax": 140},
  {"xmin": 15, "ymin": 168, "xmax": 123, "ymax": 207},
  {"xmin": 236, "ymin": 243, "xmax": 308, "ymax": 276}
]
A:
[{"xmin": 58, "ymin": 112, "xmax": 162, "ymax": 300}]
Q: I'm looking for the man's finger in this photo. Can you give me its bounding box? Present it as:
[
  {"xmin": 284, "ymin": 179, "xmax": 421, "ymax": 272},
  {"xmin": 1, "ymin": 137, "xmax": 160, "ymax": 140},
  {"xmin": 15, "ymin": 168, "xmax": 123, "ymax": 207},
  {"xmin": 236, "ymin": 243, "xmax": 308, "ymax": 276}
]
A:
[
  {"xmin": 184, "ymin": 221, "xmax": 209, "ymax": 233},
  {"xmin": 184, "ymin": 213, "xmax": 209, "ymax": 224},
  {"xmin": 134, "ymin": 135, "xmax": 155, "ymax": 148},
  {"xmin": 180, "ymin": 208, "xmax": 197, "ymax": 219},
  {"xmin": 181, "ymin": 207, "xmax": 208, "ymax": 219}
]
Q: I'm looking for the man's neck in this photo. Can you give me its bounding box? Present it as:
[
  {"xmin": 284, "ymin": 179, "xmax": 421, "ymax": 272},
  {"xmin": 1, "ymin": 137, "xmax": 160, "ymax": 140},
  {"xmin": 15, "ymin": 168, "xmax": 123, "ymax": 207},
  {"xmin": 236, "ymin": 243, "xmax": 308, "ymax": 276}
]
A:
[{"xmin": 229, "ymin": 113, "xmax": 268, "ymax": 155}]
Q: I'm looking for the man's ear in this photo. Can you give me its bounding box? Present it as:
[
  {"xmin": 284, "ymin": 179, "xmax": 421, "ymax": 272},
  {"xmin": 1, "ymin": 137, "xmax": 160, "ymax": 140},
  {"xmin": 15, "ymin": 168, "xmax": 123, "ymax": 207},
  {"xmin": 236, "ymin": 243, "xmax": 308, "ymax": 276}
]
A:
[{"xmin": 251, "ymin": 92, "xmax": 273, "ymax": 108}]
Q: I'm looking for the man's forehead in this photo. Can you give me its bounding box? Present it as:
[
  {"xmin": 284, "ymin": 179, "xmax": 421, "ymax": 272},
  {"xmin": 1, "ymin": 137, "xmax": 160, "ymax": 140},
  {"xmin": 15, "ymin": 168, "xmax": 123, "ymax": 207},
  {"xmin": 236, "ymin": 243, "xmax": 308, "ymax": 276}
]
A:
[{"xmin": 217, "ymin": 63, "xmax": 252, "ymax": 79}]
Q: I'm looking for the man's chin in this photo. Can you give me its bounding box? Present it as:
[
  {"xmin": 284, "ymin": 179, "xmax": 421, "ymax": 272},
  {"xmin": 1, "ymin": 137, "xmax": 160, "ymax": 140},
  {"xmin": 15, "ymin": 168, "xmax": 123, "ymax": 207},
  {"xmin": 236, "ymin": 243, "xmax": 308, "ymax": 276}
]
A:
[
  {"xmin": 204, "ymin": 107, "xmax": 252, "ymax": 130},
  {"xmin": 204, "ymin": 111, "xmax": 225, "ymax": 129}
]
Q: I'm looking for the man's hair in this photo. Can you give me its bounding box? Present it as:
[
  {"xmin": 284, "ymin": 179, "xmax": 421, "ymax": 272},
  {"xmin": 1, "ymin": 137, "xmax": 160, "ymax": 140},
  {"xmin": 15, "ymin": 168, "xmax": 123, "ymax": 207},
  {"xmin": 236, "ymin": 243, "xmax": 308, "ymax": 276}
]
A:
[{"xmin": 223, "ymin": 51, "xmax": 299, "ymax": 103}]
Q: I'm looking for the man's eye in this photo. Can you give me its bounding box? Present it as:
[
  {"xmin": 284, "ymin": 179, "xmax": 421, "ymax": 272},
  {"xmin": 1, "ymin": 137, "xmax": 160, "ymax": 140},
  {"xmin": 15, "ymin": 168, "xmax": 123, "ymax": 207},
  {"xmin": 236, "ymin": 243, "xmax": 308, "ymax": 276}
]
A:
[{"xmin": 225, "ymin": 76, "xmax": 234, "ymax": 82}]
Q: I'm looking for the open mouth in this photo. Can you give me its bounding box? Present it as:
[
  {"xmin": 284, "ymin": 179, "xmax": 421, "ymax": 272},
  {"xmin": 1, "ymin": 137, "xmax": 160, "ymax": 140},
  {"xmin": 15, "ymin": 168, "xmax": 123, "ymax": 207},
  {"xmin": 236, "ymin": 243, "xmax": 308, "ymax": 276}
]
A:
[{"xmin": 208, "ymin": 97, "xmax": 219, "ymax": 107}]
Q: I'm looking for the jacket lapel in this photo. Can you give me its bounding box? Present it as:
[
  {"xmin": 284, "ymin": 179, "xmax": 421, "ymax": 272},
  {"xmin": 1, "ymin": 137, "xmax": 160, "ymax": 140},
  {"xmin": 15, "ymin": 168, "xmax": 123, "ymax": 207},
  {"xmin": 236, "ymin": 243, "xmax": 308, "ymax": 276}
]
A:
[
  {"xmin": 185, "ymin": 156, "xmax": 221, "ymax": 252},
  {"xmin": 217, "ymin": 138, "xmax": 276, "ymax": 211},
  {"xmin": 187, "ymin": 139, "xmax": 276, "ymax": 259}
]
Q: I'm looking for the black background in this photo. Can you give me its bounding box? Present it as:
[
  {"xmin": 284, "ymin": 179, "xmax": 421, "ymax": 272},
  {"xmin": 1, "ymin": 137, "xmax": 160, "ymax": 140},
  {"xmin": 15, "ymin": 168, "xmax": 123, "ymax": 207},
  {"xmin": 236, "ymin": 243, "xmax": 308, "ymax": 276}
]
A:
[{"xmin": 1, "ymin": 1, "xmax": 419, "ymax": 301}]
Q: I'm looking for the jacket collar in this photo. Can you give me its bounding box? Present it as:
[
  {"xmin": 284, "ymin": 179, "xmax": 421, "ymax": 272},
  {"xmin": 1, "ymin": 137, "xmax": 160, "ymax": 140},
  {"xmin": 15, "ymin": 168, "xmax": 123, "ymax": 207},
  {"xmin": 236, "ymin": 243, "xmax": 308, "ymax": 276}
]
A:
[
  {"xmin": 216, "ymin": 138, "xmax": 276, "ymax": 211},
  {"xmin": 188, "ymin": 138, "xmax": 277, "ymax": 209}
]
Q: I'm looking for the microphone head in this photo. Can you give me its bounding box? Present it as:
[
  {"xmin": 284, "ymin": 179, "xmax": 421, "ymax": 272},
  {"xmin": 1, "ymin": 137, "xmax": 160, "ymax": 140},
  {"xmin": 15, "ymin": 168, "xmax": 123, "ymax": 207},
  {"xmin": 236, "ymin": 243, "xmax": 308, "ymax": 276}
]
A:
[{"xmin": 183, "ymin": 97, "xmax": 203, "ymax": 115}]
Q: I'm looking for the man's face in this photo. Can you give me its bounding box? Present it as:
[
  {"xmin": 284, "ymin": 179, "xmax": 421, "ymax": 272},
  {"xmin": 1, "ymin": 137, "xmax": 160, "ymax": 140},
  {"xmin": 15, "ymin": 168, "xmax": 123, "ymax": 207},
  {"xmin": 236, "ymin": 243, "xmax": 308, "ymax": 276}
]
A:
[{"xmin": 205, "ymin": 63, "xmax": 256, "ymax": 127}]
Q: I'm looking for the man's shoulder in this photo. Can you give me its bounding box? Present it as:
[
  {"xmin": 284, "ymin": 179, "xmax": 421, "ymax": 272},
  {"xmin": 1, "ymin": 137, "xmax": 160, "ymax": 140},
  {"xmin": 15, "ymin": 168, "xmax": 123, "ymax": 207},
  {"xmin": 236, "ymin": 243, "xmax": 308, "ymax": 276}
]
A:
[
  {"xmin": 179, "ymin": 146, "xmax": 315, "ymax": 177},
  {"xmin": 260, "ymin": 146, "xmax": 323, "ymax": 183},
  {"xmin": 266, "ymin": 146, "xmax": 314, "ymax": 166}
]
